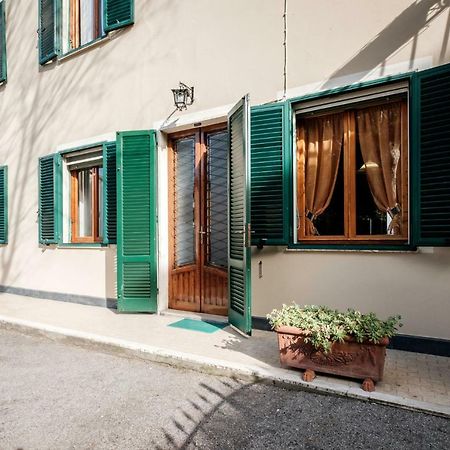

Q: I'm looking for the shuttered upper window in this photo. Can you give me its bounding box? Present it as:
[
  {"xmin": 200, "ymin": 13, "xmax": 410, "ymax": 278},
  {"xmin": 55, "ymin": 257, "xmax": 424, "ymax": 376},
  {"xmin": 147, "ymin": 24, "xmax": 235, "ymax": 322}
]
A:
[
  {"xmin": 39, "ymin": 0, "xmax": 134, "ymax": 64},
  {"xmin": 62, "ymin": 0, "xmax": 103, "ymax": 53}
]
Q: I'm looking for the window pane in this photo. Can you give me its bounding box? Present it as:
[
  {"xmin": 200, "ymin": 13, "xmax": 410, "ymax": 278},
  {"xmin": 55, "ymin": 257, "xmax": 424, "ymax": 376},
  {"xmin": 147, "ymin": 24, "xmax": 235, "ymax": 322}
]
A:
[
  {"xmin": 207, "ymin": 131, "xmax": 228, "ymax": 268},
  {"xmin": 174, "ymin": 138, "xmax": 195, "ymax": 266},
  {"xmin": 98, "ymin": 167, "xmax": 103, "ymax": 239},
  {"xmin": 80, "ymin": 0, "xmax": 99, "ymax": 45},
  {"xmin": 297, "ymin": 113, "xmax": 345, "ymax": 237},
  {"xmin": 355, "ymin": 101, "xmax": 404, "ymax": 236},
  {"xmin": 312, "ymin": 154, "xmax": 344, "ymax": 236},
  {"xmin": 78, "ymin": 168, "xmax": 92, "ymax": 237}
]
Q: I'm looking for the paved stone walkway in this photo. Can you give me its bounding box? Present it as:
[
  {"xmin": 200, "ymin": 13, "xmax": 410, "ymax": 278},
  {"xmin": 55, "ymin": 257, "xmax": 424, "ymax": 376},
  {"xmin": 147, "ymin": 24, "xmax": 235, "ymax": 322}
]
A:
[{"xmin": 0, "ymin": 292, "xmax": 449, "ymax": 416}]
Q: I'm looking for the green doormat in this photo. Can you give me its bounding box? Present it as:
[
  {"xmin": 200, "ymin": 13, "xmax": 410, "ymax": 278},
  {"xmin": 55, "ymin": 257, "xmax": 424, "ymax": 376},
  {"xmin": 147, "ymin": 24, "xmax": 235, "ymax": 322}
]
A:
[{"xmin": 168, "ymin": 318, "xmax": 228, "ymax": 334}]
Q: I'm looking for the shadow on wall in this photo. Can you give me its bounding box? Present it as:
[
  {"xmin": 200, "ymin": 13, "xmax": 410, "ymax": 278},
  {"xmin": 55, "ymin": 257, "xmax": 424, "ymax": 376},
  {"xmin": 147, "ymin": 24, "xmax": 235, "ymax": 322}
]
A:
[
  {"xmin": 321, "ymin": 0, "xmax": 450, "ymax": 89},
  {"xmin": 0, "ymin": 0, "xmax": 177, "ymax": 290},
  {"xmin": 105, "ymin": 247, "xmax": 117, "ymax": 300}
]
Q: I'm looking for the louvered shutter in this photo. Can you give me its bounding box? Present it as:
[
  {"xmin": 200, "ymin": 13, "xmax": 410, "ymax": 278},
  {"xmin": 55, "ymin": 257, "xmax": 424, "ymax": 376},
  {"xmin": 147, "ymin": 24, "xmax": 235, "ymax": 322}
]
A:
[
  {"xmin": 103, "ymin": 141, "xmax": 117, "ymax": 244},
  {"xmin": 411, "ymin": 63, "xmax": 450, "ymax": 246},
  {"xmin": 38, "ymin": 0, "xmax": 59, "ymax": 65},
  {"xmin": 117, "ymin": 130, "xmax": 157, "ymax": 312},
  {"xmin": 250, "ymin": 103, "xmax": 288, "ymax": 246},
  {"xmin": 104, "ymin": 0, "xmax": 134, "ymax": 32},
  {"xmin": 0, "ymin": 166, "xmax": 7, "ymax": 244},
  {"xmin": 0, "ymin": 1, "xmax": 6, "ymax": 83},
  {"xmin": 38, "ymin": 154, "xmax": 61, "ymax": 244},
  {"xmin": 228, "ymin": 95, "xmax": 252, "ymax": 335}
]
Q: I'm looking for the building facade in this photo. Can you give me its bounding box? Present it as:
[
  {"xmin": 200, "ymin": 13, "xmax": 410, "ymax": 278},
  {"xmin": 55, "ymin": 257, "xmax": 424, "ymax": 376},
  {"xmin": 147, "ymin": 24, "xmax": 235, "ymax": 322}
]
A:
[{"xmin": 0, "ymin": 0, "xmax": 449, "ymax": 351}]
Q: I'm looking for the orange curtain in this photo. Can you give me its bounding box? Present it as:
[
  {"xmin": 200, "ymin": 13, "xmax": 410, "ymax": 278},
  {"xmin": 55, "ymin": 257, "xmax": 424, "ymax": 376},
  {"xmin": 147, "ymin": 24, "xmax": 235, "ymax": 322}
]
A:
[
  {"xmin": 297, "ymin": 114, "xmax": 344, "ymax": 235},
  {"xmin": 356, "ymin": 103, "xmax": 402, "ymax": 235}
]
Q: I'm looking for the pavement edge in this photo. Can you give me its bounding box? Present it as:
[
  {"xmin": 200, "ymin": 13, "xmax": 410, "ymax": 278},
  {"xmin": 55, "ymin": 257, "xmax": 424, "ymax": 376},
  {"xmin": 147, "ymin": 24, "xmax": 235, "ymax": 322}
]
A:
[{"xmin": 1, "ymin": 316, "xmax": 449, "ymax": 419}]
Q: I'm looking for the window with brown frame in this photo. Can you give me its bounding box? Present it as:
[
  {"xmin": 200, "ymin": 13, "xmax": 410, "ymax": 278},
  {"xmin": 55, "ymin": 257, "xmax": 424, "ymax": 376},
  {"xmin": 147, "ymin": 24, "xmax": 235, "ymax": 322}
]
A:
[
  {"xmin": 70, "ymin": 166, "xmax": 103, "ymax": 243},
  {"xmin": 68, "ymin": 0, "xmax": 102, "ymax": 50},
  {"xmin": 296, "ymin": 96, "xmax": 408, "ymax": 244}
]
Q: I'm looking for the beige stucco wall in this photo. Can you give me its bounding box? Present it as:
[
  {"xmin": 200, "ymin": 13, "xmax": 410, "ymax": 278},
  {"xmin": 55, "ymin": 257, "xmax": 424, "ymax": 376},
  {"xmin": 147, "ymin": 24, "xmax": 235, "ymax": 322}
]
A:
[
  {"xmin": 251, "ymin": 247, "xmax": 450, "ymax": 340},
  {"xmin": 0, "ymin": 1, "xmax": 449, "ymax": 338}
]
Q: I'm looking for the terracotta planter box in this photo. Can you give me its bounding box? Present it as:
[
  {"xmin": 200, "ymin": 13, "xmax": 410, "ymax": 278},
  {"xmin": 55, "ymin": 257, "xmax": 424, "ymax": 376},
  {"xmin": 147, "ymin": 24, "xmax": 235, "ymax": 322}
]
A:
[{"xmin": 275, "ymin": 326, "xmax": 389, "ymax": 391}]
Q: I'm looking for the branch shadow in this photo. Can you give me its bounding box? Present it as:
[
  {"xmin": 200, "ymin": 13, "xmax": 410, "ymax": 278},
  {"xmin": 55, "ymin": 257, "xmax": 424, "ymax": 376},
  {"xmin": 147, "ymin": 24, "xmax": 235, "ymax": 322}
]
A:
[
  {"xmin": 149, "ymin": 377, "xmax": 258, "ymax": 450},
  {"xmin": 320, "ymin": 0, "xmax": 450, "ymax": 90},
  {"xmin": 0, "ymin": 0, "xmax": 177, "ymax": 295}
]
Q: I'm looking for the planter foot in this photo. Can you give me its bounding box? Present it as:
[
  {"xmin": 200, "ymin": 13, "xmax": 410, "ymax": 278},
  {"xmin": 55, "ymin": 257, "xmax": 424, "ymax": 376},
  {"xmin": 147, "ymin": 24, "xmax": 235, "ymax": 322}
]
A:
[
  {"xmin": 303, "ymin": 369, "xmax": 316, "ymax": 382},
  {"xmin": 361, "ymin": 378, "xmax": 375, "ymax": 392}
]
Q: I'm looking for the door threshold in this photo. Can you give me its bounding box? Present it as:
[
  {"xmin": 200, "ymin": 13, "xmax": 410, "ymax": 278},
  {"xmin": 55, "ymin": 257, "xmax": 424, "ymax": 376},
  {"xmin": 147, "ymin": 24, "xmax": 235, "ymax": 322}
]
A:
[{"xmin": 160, "ymin": 309, "xmax": 228, "ymax": 324}]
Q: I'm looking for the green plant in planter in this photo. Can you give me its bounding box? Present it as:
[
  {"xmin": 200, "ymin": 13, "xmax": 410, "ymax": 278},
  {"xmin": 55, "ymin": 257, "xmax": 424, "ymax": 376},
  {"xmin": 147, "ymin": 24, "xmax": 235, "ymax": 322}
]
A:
[{"xmin": 267, "ymin": 304, "xmax": 402, "ymax": 353}]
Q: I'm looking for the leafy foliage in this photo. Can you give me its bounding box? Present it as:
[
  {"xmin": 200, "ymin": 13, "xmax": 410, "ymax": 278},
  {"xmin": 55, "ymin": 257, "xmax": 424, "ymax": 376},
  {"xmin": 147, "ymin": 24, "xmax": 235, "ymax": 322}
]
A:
[{"xmin": 267, "ymin": 304, "xmax": 402, "ymax": 353}]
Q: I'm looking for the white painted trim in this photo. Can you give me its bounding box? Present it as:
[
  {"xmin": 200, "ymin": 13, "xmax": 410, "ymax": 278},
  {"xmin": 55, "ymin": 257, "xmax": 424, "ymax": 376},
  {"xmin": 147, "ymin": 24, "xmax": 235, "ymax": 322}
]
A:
[
  {"xmin": 62, "ymin": 158, "xmax": 70, "ymax": 243},
  {"xmin": 294, "ymin": 83, "xmax": 408, "ymax": 113},
  {"xmin": 153, "ymin": 104, "xmax": 233, "ymax": 133},
  {"xmin": 156, "ymin": 132, "xmax": 169, "ymax": 313},
  {"xmin": 154, "ymin": 103, "xmax": 234, "ymax": 313},
  {"xmin": 55, "ymin": 133, "xmax": 116, "ymax": 153}
]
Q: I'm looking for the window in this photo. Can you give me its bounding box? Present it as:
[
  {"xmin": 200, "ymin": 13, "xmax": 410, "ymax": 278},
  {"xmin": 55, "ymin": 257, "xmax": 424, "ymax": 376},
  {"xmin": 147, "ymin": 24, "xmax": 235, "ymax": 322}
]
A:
[
  {"xmin": 38, "ymin": 142, "xmax": 117, "ymax": 246},
  {"xmin": 70, "ymin": 167, "xmax": 103, "ymax": 243},
  {"xmin": 39, "ymin": 0, "xmax": 134, "ymax": 64},
  {"xmin": 63, "ymin": 0, "xmax": 102, "ymax": 52},
  {"xmin": 295, "ymin": 95, "xmax": 408, "ymax": 243},
  {"xmin": 0, "ymin": 0, "xmax": 6, "ymax": 83},
  {"xmin": 65, "ymin": 148, "xmax": 103, "ymax": 243},
  {"xmin": 249, "ymin": 66, "xmax": 450, "ymax": 249}
]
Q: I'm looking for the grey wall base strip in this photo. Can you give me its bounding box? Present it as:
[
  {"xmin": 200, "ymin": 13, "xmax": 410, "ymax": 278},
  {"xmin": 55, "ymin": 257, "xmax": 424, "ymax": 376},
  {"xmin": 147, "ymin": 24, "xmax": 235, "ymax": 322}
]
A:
[
  {"xmin": 2, "ymin": 286, "xmax": 447, "ymax": 357},
  {"xmin": 0, "ymin": 285, "xmax": 117, "ymax": 310},
  {"xmin": 252, "ymin": 315, "xmax": 450, "ymax": 357},
  {"xmin": 387, "ymin": 334, "xmax": 450, "ymax": 358}
]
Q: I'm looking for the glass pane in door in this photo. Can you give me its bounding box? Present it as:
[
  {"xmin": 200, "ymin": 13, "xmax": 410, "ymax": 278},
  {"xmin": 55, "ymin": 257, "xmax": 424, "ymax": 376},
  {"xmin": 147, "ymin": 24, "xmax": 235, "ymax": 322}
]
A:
[
  {"xmin": 174, "ymin": 138, "xmax": 196, "ymax": 266},
  {"xmin": 207, "ymin": 131, "xmax": 228, "ymax": 267}
]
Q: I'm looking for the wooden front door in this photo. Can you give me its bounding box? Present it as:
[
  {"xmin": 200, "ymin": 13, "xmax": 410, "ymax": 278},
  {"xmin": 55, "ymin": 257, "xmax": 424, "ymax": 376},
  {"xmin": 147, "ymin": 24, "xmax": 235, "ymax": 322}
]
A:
[{"xmin": 168, "ymin": 127, "xmax": 228, "ymax": 315}]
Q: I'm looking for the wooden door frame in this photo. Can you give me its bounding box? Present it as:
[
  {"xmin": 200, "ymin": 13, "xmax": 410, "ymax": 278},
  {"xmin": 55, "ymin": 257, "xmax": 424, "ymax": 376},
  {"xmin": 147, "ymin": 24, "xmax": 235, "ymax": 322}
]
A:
[{"xmin": 167, "ymin": 124, "xmax": 228, "ymax": 314}]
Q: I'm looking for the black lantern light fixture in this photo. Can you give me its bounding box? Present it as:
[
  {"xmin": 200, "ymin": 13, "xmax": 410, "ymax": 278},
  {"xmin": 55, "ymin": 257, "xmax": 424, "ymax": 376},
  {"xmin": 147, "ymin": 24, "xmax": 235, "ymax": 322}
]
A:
[{"xmin": 171, "ymin": 82, "xmax": 194, "ymax": 110}]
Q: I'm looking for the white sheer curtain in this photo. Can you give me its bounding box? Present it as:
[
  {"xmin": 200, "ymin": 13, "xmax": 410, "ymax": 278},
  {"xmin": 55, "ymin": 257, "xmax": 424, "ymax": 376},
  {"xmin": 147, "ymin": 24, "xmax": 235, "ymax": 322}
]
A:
[{"xmin": 80, "ymin": 0, "xmax": 96, "ymax": 45}]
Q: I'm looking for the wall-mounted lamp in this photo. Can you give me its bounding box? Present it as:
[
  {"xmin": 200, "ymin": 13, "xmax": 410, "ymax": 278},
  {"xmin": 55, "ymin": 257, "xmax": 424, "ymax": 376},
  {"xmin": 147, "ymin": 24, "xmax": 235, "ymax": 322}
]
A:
[{"xmin": 171, "ymin": 82, "xmax": 194, "ymax": 110}]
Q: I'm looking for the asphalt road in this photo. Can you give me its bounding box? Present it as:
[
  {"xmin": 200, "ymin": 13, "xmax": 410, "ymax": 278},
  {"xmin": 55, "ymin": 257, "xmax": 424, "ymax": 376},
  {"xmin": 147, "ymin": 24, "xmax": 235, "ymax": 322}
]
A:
[{"xmin": 0, "ymin": 328, "xmax": 449, "ymax": 450}]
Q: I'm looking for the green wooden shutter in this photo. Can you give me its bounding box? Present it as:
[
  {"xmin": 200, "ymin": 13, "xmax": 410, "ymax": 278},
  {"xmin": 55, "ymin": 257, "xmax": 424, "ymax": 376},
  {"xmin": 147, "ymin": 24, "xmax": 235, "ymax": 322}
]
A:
[
  {"xmin": 38, "ymin": 154, "xmax": 61, "ymax": 244},
  {"xmin": 228, "ymin": 95, "xmax": 252, "ymax": 335},
  {"xmin": 117, "ymin": 130, "xmax": 157, "ymax": 312},
  {"xmin": 411, "ymin": 63, "xmax": 450, "ymax": 246},
  {"xmin": 104, "ymin": 0, "xmax": 134, "ymax": 32},
  {"xmin": 250, "ymin": 102, "xmax": 289, "ymax": 246},
  {"xmin": 0, "ymin": 166, "xmax": 7, "ymax": 244},
  {"xmin": 103, "ymin": 141, "xmax": 117, "ymax": 244},
  {"xmin": 39, "ymin": 0, "xmax": 59, "ymax": 65},
  {"xmin": 0, "ymin": 1, "xmax": 6, "ymax": 83}
]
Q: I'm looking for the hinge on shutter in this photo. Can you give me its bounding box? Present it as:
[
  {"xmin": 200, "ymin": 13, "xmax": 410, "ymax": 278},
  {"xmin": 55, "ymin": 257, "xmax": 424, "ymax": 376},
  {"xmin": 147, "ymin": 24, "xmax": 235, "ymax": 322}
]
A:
[{"xmin": 246, "ymin": 224, "xmax": 252, "ymax": 248}]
